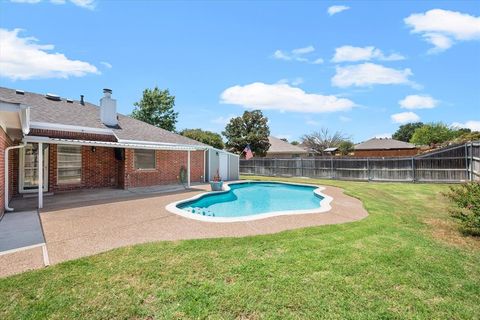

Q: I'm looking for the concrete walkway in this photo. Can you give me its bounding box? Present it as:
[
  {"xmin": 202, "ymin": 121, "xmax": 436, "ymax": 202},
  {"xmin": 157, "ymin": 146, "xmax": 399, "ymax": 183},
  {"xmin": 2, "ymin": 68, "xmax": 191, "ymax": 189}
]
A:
[
  {"xmin": 0, "ymin": 211, "xmax": 47, "ymax": 277},
  {"xmin": 1, "ymin": 183, "xmax": 368, "ymax": 277}
]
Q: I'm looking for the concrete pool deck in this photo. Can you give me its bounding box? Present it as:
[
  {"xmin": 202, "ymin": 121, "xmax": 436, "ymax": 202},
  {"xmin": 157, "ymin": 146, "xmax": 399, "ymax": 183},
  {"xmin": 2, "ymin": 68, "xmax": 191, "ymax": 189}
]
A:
[{"xmin": 0, "ymin": 183, "xmax": 368, "ymax": 277}]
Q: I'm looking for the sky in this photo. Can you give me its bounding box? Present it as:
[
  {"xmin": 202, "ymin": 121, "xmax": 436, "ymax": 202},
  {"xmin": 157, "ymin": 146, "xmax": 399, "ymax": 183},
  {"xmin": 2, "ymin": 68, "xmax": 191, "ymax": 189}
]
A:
[{"xmin": 0, "ymin": 0, "xmax": 479, "ymax": 143}]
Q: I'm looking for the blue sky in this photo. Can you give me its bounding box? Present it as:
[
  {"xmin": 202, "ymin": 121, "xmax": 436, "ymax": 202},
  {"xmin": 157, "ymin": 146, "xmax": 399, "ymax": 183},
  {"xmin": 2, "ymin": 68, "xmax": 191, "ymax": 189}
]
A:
[{"xmin": 1, "ymin": 0, "xmax": 479, "ymax": 142}]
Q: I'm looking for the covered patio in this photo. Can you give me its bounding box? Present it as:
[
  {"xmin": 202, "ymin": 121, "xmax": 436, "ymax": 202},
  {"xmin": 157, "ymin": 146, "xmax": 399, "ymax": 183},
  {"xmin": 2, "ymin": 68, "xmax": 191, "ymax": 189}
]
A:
[{"xmin": 5, "ymin": 135, "xmax": 206, "ymax": 212}]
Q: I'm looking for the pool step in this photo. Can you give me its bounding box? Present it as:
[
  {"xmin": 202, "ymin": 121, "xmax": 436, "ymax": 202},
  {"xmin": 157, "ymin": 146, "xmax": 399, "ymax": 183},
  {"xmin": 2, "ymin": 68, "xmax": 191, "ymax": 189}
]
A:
[{"xmin": 184, "ymin": 207, "xmax": 216, "ymax": 217}]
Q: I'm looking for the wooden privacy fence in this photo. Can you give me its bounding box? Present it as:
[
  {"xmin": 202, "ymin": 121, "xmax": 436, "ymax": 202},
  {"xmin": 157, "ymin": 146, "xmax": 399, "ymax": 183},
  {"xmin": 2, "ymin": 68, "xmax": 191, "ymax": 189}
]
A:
[{"xmin": 240, "ymin": 142, "xmax": 480, "ymax": 183}]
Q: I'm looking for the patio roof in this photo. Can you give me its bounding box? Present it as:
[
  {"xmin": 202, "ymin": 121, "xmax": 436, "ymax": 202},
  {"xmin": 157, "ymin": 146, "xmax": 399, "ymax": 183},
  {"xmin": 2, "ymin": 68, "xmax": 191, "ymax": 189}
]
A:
[{"xmin": 23, "ymin": 135, "xmax": 207, "ymax": 151}]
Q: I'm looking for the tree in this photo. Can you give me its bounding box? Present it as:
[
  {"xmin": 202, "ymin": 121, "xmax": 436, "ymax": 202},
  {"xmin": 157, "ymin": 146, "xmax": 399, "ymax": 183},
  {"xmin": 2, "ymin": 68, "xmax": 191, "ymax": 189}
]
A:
[
  {"xmin": 338, "ymin": 140, "xmax": 354, "ymax": 155},
  {"xmin": 131, "ymin": 86, "xmax": 178, "ymax": 132},
  {"xmin": 392, "ymin": 122, "xmax": 424, "ymax": 142},
  {"xmin": 180, "ymin": 129, "xmax": 224, "ymax": 149},
  {"xmin": 410, "ymin": 123, "xmax": 458, "ymax": 146},
  {"xmin": 301, "ymin": 128, "xmax": 349, "ymax": 155},
  {"xmin": 291, "ymin": 141, "xmax": 300, "ymax": 145},
  {"xmin": 222, "ymin": 110, "xmax": 270, "ymax": 157}
]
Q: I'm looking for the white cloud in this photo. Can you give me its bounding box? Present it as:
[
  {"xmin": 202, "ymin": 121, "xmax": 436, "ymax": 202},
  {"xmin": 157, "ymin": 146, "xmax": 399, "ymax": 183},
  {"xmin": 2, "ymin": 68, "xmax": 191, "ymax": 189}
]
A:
[
  {"xmin": 399, "ymin": 95, "xmax": 438, "ymax": 109},
  {"xmin": 10, "ymin": 0, "xmax": 95, "ymax": 9},
  {"xmin": 292, "ymin": 46, "xmax": 315, "ymax": 55},
  {"xmin": 11, "ymin": 0, "xmax": 41, "ymax": 3},
  {"xmin": 0, "ymin": 28, "xmax": 99, "ymax": 80},
  {"xmin": 404, "ymin": 9, "xmax": 480, "ymax": 53},
  {"xmin": 306, "ymin": 119, "xmax": 320, "ymax": 126},
  {"xmin": 277, "ymin": 77, "xmax": 304, "ymax": 86},
  {"xmin": 220, "ymin": 82, "xmax": 355, "ymax": 113},
  {"xmin": 211, "ymin": 114, "xmax": 236, "ymax": 125},
  {"xmin": 372, "ymin": 133, "xmax": 392, "ymax": 139},
  {"xmin": 391, "ymin": 112, "xmax": 420, "ymax": 124},
  {"xmin": 451, "ymin": 121, "xmax": 480, "ymax": 131},
  {"xmin": 100, "ymin": 61, "xmax": 112, "ymax": 69},
  {"xmin": 331, "ymin": 63, "xmax": 414, "ymax": 88},
  {"xmin": 332, "ymin": 45, "xmax": 405, "ymax": 62},
  {"xmin": 69, "ymin": 0, "xmax": 95, "ymax": 9},
  {"xmin": 328, "ymin": 5, "xmax": 350, "ymax": 16},
  {"xmin": 272, "ymin": 46, "xmax": 322, "ymax": 64}
]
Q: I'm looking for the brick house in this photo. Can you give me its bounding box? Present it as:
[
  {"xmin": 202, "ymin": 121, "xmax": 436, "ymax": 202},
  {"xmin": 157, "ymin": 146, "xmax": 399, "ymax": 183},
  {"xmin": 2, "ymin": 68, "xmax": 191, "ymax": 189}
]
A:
[
  {"xmin": 353, "ymin": 138, "xmax": 419, "ymax": 157},
  {"xmin": 0, "ymin": 87, "xmax": 212, "ymax": 213}
]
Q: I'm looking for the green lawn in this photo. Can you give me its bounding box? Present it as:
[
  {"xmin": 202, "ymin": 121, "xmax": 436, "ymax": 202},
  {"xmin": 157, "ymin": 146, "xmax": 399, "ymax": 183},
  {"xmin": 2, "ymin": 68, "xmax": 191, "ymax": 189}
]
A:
[{"xmin": 1, "ymin": 176, "xmax": 479, "ymax": 319}]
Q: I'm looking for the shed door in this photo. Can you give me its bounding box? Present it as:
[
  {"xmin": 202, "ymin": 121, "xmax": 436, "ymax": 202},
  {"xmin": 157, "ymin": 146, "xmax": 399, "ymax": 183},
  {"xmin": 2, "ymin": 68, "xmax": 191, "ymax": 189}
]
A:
[{"xmin": 219, "ymin": 153, "xmax": 228, "ymax": 181}]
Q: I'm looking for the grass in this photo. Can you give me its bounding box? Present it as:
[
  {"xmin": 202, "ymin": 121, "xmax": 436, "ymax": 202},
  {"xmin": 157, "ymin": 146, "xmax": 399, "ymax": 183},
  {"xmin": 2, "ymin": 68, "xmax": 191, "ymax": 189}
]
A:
[{"xmin": 1, "ymin": 176, "xmax": 479, "ymax": 319}]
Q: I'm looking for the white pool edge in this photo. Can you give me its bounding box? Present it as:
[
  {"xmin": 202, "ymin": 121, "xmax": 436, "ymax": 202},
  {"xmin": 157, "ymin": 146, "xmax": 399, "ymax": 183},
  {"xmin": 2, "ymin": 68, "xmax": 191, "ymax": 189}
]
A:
[{"xmin": 165, "ymin": 180, "xmax": 334, "ymax": 223}]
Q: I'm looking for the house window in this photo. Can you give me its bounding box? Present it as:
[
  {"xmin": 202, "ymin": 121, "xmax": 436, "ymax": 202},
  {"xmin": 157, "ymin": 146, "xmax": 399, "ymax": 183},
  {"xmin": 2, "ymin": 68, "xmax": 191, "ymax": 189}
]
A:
[
  {"xmin": 57, "ymin": 145, "xmax": 82, "ymax": 184},
  {"xmin": 134, "ymin": 149, "xmax": 156, "ymax": 170}
]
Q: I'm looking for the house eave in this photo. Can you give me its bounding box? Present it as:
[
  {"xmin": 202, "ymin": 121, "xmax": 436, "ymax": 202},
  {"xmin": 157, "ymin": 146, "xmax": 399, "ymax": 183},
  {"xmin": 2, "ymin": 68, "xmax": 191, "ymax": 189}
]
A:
[{"xmin": 23, "ymin": 136, "xmax": 205, "ymax": 151}]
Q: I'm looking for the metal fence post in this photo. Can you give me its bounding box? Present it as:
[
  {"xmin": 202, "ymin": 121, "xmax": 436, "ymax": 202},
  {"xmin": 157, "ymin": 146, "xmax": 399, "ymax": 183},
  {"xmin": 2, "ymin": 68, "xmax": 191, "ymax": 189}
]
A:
[{"xmin": 274, "ymin": 158, "xmax": 277, "ymax": 176}]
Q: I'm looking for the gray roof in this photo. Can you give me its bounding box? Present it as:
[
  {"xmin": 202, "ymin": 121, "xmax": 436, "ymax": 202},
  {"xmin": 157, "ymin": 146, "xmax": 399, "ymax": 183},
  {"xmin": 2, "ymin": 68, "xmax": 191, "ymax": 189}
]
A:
[
  {"xmin": 267, "ymin": 136, "xmax": 308, "ymax": 154},
  {"xmin": 355, "ymin": 138, "xmax": 416, "ymax": 150},
  {"xmin": 0, "ymin": 87, "xmax": 205, "ymax": 146}
]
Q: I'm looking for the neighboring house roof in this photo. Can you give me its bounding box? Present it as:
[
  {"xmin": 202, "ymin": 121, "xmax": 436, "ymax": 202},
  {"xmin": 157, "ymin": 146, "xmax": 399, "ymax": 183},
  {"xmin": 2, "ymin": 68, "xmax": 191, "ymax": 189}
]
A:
[
  {"xmin": 0, "ymin": 87, "xmax": 205, "ymax": 146},
  {"xmin": 267, "ymin": 136, "xmax": 309, "ymax": 154},
  {"xmin": 354, "ymin": 138, "xmax": 416, "ymax": 150}
]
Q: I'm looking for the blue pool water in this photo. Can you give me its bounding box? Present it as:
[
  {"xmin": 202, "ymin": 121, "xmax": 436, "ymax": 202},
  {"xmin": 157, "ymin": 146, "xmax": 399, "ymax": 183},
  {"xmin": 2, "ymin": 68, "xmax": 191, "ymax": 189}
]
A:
[{"xmin": 177, "ymin": 182, "xmax": 324, "ymax": 218}]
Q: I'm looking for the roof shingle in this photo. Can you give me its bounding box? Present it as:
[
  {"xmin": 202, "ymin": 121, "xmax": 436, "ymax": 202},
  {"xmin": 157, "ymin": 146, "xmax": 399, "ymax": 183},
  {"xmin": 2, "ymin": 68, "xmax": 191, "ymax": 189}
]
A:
[
  {"xmin": 0, "ymin": 87, "xmax": 206, "ymax": 146},
  {"xmin": 354, "ymin": 138, "xmax": 416, "ymax": 150}
]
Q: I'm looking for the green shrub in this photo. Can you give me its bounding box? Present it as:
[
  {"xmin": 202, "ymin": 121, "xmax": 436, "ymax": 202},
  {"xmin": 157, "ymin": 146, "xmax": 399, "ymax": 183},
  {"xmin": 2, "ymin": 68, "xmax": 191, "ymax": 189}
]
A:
[{"xmin": 444, "ymin": 182, "xmax": 480, "ymax": 236}]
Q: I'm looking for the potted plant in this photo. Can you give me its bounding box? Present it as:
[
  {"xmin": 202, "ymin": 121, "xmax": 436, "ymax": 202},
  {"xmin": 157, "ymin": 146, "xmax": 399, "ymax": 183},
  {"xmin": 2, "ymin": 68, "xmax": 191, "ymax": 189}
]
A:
[{"xmin": 210, "ymin": 170, "xmax": 223, "ymax": 191}]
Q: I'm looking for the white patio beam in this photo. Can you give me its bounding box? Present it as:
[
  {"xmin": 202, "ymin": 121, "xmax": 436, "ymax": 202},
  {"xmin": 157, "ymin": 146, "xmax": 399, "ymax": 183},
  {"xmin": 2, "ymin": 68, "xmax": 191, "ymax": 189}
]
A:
[{"xmin": 38, "ymin": 142, "xmax": 43, "ymax": 209}]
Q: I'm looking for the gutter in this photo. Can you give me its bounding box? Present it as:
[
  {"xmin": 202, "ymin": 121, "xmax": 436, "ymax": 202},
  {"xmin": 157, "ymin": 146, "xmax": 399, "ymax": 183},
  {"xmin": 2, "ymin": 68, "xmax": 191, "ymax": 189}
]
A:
[{"xmin": 4, "ymin": 143, "xmax": 26, "ymax": 212}]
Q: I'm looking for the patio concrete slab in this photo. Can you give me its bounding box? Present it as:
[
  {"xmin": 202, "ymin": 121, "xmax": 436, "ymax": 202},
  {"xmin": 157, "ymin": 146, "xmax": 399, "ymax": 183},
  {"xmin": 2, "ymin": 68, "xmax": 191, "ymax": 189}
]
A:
[
  {"xmin": 1, "ymin": 183, "xmax": 368, "ymax": 277},
  {"xmin": 39, "ymin": 184, "xmax": 368, "ymax": 266},
  {"xmin": 0, "ymin": 211, "xmax": 44, "ymax": 252}
]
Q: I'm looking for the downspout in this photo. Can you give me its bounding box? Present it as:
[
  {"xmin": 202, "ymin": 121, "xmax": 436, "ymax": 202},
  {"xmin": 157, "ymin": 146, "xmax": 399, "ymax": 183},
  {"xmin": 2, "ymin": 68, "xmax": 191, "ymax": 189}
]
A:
[
  {"xmin": 204, "ymin": 149, "xmax": 207, "ymax": 183},
  {"xmin": 4, "ymin": 143, "xmax": 26, "ymax": 211}
]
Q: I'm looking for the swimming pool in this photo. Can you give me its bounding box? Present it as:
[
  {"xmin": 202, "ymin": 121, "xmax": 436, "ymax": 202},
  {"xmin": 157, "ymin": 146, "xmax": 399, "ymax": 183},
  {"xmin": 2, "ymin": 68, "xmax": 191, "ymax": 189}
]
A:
[{"xmin": 166, "ymin": 181, "xmax": 332, "ymax": 222}]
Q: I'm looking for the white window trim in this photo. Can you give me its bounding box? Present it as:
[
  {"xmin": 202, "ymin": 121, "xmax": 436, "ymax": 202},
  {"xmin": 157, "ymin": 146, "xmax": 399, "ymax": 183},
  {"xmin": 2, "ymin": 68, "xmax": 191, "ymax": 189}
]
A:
[
  {"xmin": 57, "ymin": 145, "xmax": 82, "ymax": 185},
  {"xmin": 19, "ymin": 144, "xmax": 49, "ymax": 193}
]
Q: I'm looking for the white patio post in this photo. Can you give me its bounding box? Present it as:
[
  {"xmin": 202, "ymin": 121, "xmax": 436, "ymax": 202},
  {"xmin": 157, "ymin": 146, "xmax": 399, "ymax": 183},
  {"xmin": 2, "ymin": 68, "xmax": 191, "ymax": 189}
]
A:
[
  {"xmin": 38, "ymin": 142, "xmax": 43, "ymax": 209},
  {"xmin": 187, "ymin": 150, "xmax": 191, "ymax": 188}
]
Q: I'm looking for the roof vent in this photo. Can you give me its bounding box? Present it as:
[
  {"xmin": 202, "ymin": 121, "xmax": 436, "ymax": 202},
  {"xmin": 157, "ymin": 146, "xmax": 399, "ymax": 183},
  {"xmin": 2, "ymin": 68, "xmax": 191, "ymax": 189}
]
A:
[
  {"xmin": 45, "ymin": 93, "xmax": 61, "ymax": 101},
  {"xmin": 66, "ymin": 98, "xmax": 74, "ymax": 103},
  {"xmin": 80, "ymin": 95, "xmax": 85, "ymax": 105},
  {"xmin": 15, "ymin": 89, "xmax": 25, "ymax": 95}
]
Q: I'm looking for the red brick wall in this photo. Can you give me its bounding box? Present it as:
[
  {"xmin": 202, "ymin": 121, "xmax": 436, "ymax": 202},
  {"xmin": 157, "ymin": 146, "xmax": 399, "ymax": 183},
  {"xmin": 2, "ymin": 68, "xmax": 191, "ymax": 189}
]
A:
[
  {"xmin": 29, "ymin": 129, "xmax": 116, "ymax": 142},
  {"xmin": 8, "ymin": 142, "xmax": 205, "ymax": 198},
  {"xmin": 123, "ymin": 149, "xmax": 205, "ymax": 188},
  {"xmin": 49, "ymin": 145, "xmax": 119, "ymax": 192}
]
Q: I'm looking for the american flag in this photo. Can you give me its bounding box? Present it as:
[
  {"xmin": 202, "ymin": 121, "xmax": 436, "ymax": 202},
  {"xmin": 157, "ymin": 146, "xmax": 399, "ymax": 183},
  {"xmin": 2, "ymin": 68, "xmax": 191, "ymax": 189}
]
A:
[{"xmin": 243, "ymin": 144, "xmax": 254, "ymax": 160}]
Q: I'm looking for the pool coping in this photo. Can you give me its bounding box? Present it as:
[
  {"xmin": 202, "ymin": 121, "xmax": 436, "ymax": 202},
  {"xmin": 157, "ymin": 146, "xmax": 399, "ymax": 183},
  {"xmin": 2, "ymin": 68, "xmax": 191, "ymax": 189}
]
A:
[{"xmin": 165, "ymin": 180, "xmax": 333, "ymax": 223}]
